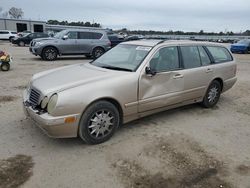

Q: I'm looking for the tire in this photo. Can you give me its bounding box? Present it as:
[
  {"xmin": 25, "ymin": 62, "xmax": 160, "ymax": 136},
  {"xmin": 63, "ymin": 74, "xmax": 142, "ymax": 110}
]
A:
[
  {"xmin": 79, "ymin": 101, "xmax": 120, "ymax": 144},
  {"xmin": 9, "ymin": 37, "xmax": 14, "ymax": 42},
  {"xmin": 202, "ymin": 80, "xmax": 222, "ymax": 108},
  {"xmin": 42, "ymin": 47, "xmax": 58, "ymax": 61},
  {"xmin": 92, "ymin": 47, "xmax": 105, "ymax": 59},
  {"xmin": 1, "ymin": 62, "xmax": 10, "ymax": 71},
  {"xmin": 18, "ymin": 41, "xmax": 25, "ymax": 47},
  {"xmin": 244, "ymin": 49, "xmax": 248, "ymax": 54}
]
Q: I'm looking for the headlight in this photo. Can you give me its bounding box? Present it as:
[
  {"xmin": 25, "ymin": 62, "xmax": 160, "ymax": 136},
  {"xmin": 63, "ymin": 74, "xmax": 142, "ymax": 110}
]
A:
[
  {"xmin": 35, "ymin": 42, "xmax": 43, "ymax": 46},
  {"xmin": 41, "ymin": 96, "xmax": 49, "ymax": 109},
  {"xmin": 47, "ymin": 94, "xmax": 58, "ymax": 114}
]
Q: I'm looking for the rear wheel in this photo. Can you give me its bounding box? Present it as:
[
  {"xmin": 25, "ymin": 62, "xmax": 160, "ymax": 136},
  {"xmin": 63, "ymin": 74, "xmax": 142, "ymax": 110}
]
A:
[
  {"xmin": 1, "ymin": 62, "xmax": 10, "ymax": 71},
  {"xmin": 202, "ymin": 80, "xmax": 222, "ymax": 108},
  {"xmin": 42, "ymin": 47, "xmax": 58, "ymax": 61},
  {"xmin": 18, "ymin": 41, "xmax": 25, "ymax": 47},
  {"xmin": 79, "ymin": 101, "xmax": 120, "ymax": 144},
  {"xmin": 92, "ymin": 47, "xmax": 105, "ymax": 59}
]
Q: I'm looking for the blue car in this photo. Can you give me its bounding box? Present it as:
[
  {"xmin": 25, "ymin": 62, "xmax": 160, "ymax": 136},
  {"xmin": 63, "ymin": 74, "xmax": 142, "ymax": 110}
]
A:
[{"xmin": 230, "ymin": 39, "xmax": 250, "ymax": 54}]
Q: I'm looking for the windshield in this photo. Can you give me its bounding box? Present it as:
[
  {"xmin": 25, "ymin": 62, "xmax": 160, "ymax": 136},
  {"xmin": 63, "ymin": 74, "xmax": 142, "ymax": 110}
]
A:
[
  {"xmin": 238, "ymin": 40, "xmax": 250, "ymax": 45},
  {"xmin": 54, "ymin": 30, "xmax": 68, "ymax": 39},
  {"xmin": 91, "ymin": 44, "xmax": 152, "ymax": 72}
]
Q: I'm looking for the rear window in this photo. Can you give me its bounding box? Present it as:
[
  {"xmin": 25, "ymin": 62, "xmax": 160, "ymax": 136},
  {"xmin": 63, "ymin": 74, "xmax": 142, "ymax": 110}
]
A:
[{"xmin": 206, "ymin": 46, "xmax": 233, "ymax": 63}]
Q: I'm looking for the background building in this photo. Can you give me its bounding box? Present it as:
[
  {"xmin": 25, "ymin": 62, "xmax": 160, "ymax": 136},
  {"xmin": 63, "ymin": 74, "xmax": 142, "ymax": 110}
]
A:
[{"xmin": 0, "ymin": 18, "xmax": 46, "ymax": 32}]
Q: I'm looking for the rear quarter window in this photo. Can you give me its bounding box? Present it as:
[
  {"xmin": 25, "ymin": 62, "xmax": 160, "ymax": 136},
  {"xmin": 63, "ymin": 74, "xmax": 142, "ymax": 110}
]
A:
[{"xmin": 206, "ymin": 46, "xmax": 233, "ymax": 63}]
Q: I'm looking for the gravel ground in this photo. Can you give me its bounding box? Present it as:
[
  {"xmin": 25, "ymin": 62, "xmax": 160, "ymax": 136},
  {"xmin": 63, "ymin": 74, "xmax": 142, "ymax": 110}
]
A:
[{"xmin": 0, "ymin": 41, "xmax": 250, "ymax": 188}]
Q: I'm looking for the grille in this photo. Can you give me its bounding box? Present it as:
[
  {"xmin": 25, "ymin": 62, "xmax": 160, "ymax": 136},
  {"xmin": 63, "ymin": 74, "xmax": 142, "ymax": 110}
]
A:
[{"xmin": 29, "ymin": 88, "xmax": 41, "ymax": 106}]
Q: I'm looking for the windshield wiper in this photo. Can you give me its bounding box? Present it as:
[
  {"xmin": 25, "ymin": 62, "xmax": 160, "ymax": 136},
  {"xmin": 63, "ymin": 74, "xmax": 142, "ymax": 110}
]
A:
[{"xmin": 101, "ymin": 65, "xmax": 133, "ymax": 72}]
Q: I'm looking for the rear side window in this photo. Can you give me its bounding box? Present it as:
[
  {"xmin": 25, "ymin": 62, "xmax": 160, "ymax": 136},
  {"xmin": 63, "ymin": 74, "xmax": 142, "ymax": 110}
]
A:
[
  {"xmin": 180, "ymin": 46, "xmax": 201, "ymax": 69},
  {"xmin": 206, "ymin": 46, "xmax": 232, "ymax": 63},
  {"xmin": 198, "ymin": 46, "xmax": 211, "ymax": 66},
  {"xmin": 11, "ymin": 32, "xmax": 17, "ymax": 34},
  {"xmin": 78, "ymin": 32, "xmax": 102, "ymax": 39}
]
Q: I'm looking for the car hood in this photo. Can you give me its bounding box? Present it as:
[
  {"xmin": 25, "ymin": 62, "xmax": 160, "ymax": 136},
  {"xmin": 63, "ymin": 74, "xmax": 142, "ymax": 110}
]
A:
[
  {"xmin": 32, "ymin": 37, "xmax": 55, "ymax": 42},
  {"xmin": 31, "ymin": 63, "xmax": 128, "ymax": 95}
]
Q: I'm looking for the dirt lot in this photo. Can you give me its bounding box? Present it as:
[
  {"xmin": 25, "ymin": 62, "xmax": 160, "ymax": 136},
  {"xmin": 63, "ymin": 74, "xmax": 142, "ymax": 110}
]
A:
[{"xmin": 0, "ymin": 41, "xmax": 250, "ymax": 188}]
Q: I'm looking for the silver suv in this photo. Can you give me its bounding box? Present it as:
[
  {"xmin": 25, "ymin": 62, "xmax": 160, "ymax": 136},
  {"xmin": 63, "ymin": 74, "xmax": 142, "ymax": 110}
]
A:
[{"xmin": 29, "ymin": 29, "xmax": 111, "ymax": 60}]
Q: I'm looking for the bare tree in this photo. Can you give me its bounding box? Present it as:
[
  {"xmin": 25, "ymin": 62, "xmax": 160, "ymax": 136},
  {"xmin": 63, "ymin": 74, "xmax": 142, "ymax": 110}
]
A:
[
  {"xmin": 0, "ymin": 7, "xmax": 8, "ymax": 18},
  {"xmin": 8, "ymin": 7, "xmax": 23, "ymax": 19}
]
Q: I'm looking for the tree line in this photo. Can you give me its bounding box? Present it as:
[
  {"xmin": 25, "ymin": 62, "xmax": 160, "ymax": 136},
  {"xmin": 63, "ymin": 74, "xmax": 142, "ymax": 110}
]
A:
[
  {"xmin": 117, "ymin": 28, "xmax": 250, "ymax": 36},
  {"xmin": 47, "ymin": 20, "xmax": 101, "ymax": 28}
]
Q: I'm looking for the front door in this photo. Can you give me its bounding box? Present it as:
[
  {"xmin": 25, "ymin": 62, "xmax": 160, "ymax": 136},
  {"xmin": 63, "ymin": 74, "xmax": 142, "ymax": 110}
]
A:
[
  {"xmin": 60, "ymin": 31, "xmax": 78, "ymax": 54},
  {"xmin": 138, "ymin": 46, "xmax": 185, "ymax": 112}
]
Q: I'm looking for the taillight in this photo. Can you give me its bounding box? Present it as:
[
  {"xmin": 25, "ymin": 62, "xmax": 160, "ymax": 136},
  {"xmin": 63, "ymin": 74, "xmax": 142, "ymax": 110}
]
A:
[{"xmin": 108, "ymin": 41, "xmax": 111, "ymax": 46}]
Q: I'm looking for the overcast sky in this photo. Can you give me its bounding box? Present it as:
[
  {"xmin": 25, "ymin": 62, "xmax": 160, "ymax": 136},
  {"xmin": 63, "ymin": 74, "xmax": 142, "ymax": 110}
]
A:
[{"xmin": 1, "ymin": 0, "xmax": 250, "ymax": 32}]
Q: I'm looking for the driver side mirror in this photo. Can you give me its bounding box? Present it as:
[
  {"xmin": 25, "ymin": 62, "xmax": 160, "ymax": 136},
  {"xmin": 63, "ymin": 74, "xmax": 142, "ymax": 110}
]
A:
[
  {"xmin": 62, "ymin": 35, "xmax": 68, "ymax": 40},
  {"xmin": 145, "ymin": 66, "xmax": 156, "ymax": 76}
]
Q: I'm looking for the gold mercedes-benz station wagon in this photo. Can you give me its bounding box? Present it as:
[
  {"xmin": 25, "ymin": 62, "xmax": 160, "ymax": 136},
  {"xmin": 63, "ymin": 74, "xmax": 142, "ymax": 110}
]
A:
[{"xmin": 23, "ymin": 40, "xmax": 237, "ymax": 144}]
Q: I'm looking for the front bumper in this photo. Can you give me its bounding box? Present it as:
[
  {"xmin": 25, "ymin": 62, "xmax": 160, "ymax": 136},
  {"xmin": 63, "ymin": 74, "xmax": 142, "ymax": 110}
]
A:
[
  {"xmin": 23, "ymin": 95, "xmax": 80, "ymax": 138},
  {"xmin": 29, "ymin": 46, "xmax": 42, "ymax": 55}
]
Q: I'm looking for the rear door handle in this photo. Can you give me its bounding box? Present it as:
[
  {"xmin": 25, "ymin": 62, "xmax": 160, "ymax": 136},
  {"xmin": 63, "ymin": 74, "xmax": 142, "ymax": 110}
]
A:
[
  {"xmin": 173, "ymin": 74, "xmax": 183, "ymax": 79},
  {"xmin": 206, "ymin": 68, "xmax": 213, "ymax": 73}
]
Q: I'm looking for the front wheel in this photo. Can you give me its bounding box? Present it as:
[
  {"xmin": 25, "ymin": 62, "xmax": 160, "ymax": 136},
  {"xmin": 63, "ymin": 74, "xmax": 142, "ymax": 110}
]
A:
[
  {"xmin": 42, "ymin": 47, "xmax": 58, "ymax": 61},
  {"xmin": 1, "ymin": 62, "xmax": 10, "ymax": 71},
  {"xmin": 92, "ymin": 47, "xmax": 105, "ymax": 59},
  {"xmin": 79, "ymin": 101, "xmax": 120, "ymax": 144},
  {"xmin": 202, "ymin": 80, "xmax": 222, "ymax": 108}
]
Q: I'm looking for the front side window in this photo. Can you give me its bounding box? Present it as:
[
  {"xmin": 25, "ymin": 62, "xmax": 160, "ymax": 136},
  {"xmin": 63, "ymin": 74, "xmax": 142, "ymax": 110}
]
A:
[
  {"xmin": 181, "ymin": 46, "xmax": 201, "ymax": 69},
  {"xmin": 150, "ymin": 46, "xmax": 179, "ymax": 72},
  {"xmin": 92, "ymin": 44, "xmax": 151, "ymax": 71},
  {"xmin": 206, "ymin": 46, "xmax": 233, "ymax": 63},
  {"xmin": 67, "ymin": 31, "xmax": 77, "ymax": 39}
]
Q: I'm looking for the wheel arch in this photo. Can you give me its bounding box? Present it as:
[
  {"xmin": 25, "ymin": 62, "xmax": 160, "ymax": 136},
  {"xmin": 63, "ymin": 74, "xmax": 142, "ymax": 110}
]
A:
[
  {"xmin": 91, "ymin": 46, "xmax": 105, "ymax": 55},
  {"xmin": 210, "ymin": 77, "xmax": 223, "ymax": 91},
  {"xmin": 42, "ymin": 45, "xmax": 60, "ymax": 55},
  {"xmin": 77, "ymin": 97, "xmax": 124, "ymax": 136}
]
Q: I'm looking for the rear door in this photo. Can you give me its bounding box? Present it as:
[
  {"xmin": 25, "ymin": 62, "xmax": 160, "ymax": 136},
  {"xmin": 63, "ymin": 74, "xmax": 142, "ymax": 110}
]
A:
[
  {"xmin": 178, "ymin": 45, "xmax": 213, "ymax": 101},
  {"xmin": 77, "ymin": 31, "xmax": 94, "ymax": 54}
]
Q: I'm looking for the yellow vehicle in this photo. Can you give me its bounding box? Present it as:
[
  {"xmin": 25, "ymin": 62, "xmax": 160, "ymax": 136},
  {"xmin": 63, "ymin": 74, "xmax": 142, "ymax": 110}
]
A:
[{"xmin": 0, "ymin": 51, "xmax": 11, "ymax": 71}]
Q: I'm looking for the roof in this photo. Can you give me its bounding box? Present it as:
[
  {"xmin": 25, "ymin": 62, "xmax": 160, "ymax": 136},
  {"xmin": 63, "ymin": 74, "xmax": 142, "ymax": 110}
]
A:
[
  {"xmin": 122, "ymin": 40, "xmax": 163, "ymax": 47},
  {"xmin": 122, "ymin": 39, "xmax": 226, "ymax": 47}
]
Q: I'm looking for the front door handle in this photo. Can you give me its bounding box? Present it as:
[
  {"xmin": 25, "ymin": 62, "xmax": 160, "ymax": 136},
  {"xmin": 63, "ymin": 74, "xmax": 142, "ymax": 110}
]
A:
[
  {"xmin": 173, "ymin": 74, "xmax": 183, "ymax": 79},
  {"xmin": 206, "ymin": 68, "xmax": 213, "ymax": 73}
]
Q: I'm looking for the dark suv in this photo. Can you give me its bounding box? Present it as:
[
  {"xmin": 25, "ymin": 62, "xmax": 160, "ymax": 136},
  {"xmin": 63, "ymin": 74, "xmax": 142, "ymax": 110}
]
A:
[
  {"xmin": 12, "ymin": 32, "xmax": 49, "ymax": 46},
  {"xmin": 29, "ymin": 29, "xmax": 111, "ymax": 60}
]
